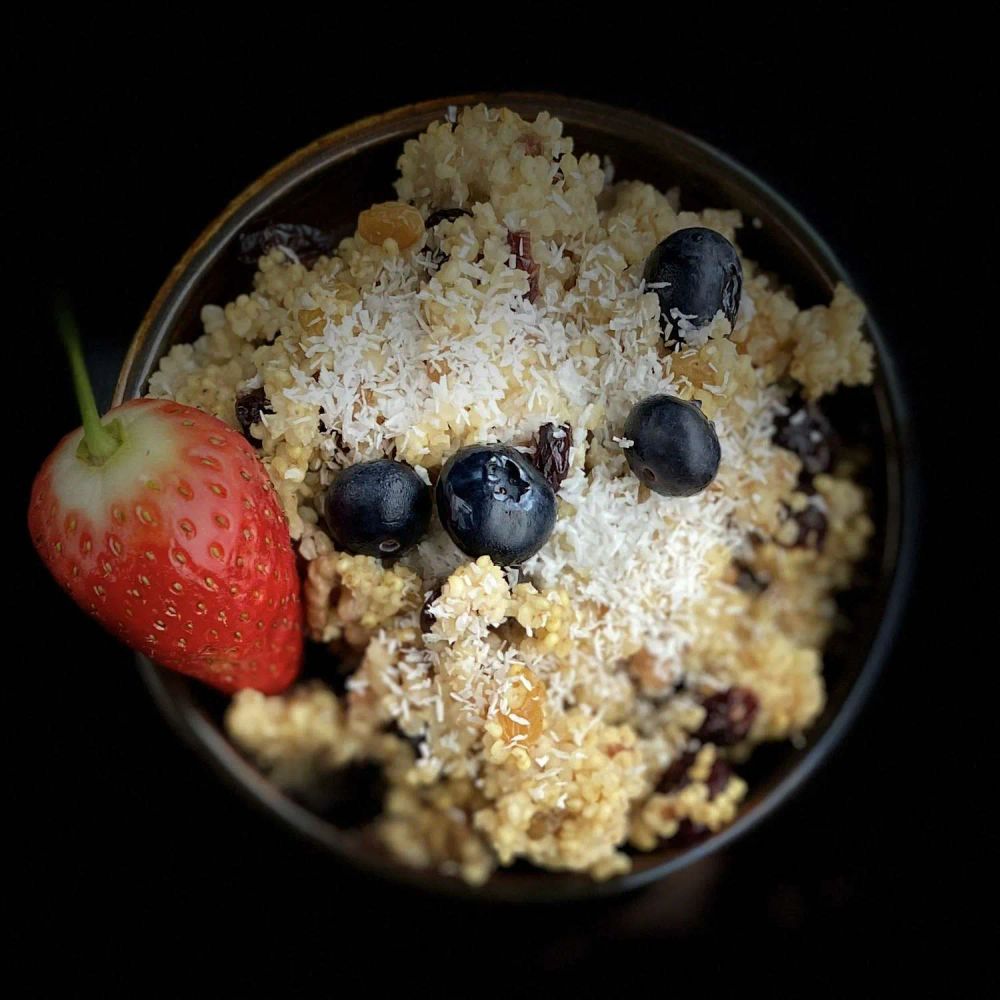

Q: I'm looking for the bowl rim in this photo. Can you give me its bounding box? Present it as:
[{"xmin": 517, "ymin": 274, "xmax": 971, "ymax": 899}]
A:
[{"xmin": 114, "ymin": 92, "xmax": 919, "ymax": 902}]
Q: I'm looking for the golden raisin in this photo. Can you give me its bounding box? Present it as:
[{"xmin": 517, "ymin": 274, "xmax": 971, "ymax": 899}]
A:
[
  {"xmin": 498, "ymin": 666, "xmax": 546, "ymax": 745},
  {"xmin": 357, "ymin": 202, "xmax": 424, "ymax": 249},
  {"xmin": 298, "ymin": 308, "xmax": 326, "ymax": 332}
]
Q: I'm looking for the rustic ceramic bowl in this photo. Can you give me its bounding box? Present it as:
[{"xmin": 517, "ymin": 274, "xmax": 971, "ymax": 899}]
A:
[{"xmin": 113, "ymin": 93, "xmax": 916, "ymax": 901}]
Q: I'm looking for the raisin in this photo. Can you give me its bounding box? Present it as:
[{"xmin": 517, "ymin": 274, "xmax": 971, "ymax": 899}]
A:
[
  {"xmin": 773, "ymin": 398, "xmax": 837, "ymax": 480},
  {"xmin": 705, "ymin": 757, "xmax": 734, "ymax": 797},
  {"xmin": 533, "ymin": 423, "xmax": 573, "ymax": 492},
  {"xmin": 235, "ymin": 386, "xmax": 273, "ymax": 448},
  {"xmin": 696, "ymin": 687, "xmax": 759, "ymax": 746},
  {"xmin": 425, "ymin": 207, "xmax": 472, "ymax": 229},
  {"xmin": 671, "ymin": 819, "xmax": 710, "ymax": 846},
  {"xmin": 420, "ymin": 245, "xmax": 448, "ymax": 273},
  {"xmin": 420, "ymin": 587, "xmax": 442, "ymax": 634},
  {"xmin": 507, "ymin": 230, "xmax": 540, "ymax": 303},
  {"xmin": 657, "ymin": 751, "xmax": 697, "ymax": 793},
  {"xmin": 781, "ymin": 501, "xmax": 828, "ymax": 551},
  {"xmin": 665, "ymin": 757, "xmax": 734, "ymax": 846},
  {"xmin": 237, "ymin": 221, "xmax": 336, "ymax": 267}
]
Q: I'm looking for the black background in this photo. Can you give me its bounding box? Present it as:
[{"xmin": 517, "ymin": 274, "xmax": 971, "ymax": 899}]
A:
[{"xmin": 11, "ymin": 22, "xmax": 950, "ymax": 991}]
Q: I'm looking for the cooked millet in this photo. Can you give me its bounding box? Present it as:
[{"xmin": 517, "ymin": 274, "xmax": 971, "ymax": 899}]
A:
[{"xmin": 157, "ymin": 104, "xmax": 875, "ymax": 884}]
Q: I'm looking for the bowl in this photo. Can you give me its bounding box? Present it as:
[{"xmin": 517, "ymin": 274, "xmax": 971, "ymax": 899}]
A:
[{"xmin": 113, "ymin": 93, "xmax": 916, "ymax": 901}]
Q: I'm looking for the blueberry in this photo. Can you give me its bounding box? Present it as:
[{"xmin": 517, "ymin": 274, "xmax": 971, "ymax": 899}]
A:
[
  {"xmin": 624, "ymin": 395, "xmax": 721, "ymax": 497},
  {"xmin": 323, "ymin": 459, "xmax": 431, "ymax": 558},
  {"xmin": 644, "ymin": 227, "xmax": 742, "ymax": 341},
  {"xmin": 436, "ymin": 445, "xmax": 557, "ymax": 565}
]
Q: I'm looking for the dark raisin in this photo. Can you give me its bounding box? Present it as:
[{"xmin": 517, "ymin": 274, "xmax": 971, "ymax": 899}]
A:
[
  {"xmin": 666, "ymin": 757, "xmax": 734, "ymax": 846},
  {"xmin": 781, "ymin": 502, "xmax": 828, "ymax": 551},
  {"xmin": 658, "ymin": 752, "xmax": 734, "ymax": 795},
  {"xmin": 657, "ymin": 751, "xmax": 697, "ymax": 793},
  {"xmin": 507, "ymin": 230, "xmax": 540, "ymax": 303},
  {"xmin": 237, "ymin": 221, "xmax": 337, "ymax": 267},
  {"xmin": 705, "ymin": 757, "xmax": 734, "ymax": 797},
  {"xmin": 235, "ymin": 386, "xmax": 273, "ymax": 448},
  {"xmin": 773, "ymin": 398, "xmax": 837, "ymax": 480},
  {"xmin": 671, "ymin": 819, "xmax": 710, "ymax": 846},
  {"xmin": 533, "ymin": 423, "xmax": 573, "ymax": 492},
  {"xmin": 696, "ymin": 687, "xmax": 759, "ymax": 746},
  {"xmin": 420, "ymin": 245, "xmax": 448, "ymax": 273},
  {"xmin": 420, "ymin": 587, "xmax": 442, "ymax": 634},
  {"xmin": 425, "ymin": 208, "xmax": 472, "ymax": 229},
  {"xmin": 734, "ymin": 560, "xmax": 768, "ymax": 595},
  {"xmin": 316, "ymin": 762, "xmax": 386, "ymax": 828}
]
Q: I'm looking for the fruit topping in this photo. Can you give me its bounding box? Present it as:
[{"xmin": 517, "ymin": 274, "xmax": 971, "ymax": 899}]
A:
[
  {"xmin": 624, "ymin": 395, "xmax": 721, "ymax": 497},
  {"xmin": 644, "ymin": 227, "xmax": 742, "ymax": 341},
  {"xmin": 436, "ymin": 445, "xmax": 556, "ymax": 565},
  {"xmin": 323, "ymin": 459, "xmax": 431, "ymax": 558}
]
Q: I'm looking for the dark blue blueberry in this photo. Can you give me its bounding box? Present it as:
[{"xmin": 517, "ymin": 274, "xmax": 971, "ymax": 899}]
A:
[
  {"xmin": 436, "ymin": 444, "xmax": 557, "ymax": 565},
  {"xmin": 624, "ymin": 395, "xmax": 721, "ymax": 497},
  {"xmin": 323, "ymin": 459, "xmax": 431, "ymax": 558},
  {"xmin": 644, "ymin": 227, "xmax": 742, "ymax": 342}
]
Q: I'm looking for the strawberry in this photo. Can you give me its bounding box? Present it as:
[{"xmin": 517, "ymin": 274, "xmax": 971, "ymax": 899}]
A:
[{"xmin": 28, "ymin": 313, "xmax": 302, "ymax": 694}]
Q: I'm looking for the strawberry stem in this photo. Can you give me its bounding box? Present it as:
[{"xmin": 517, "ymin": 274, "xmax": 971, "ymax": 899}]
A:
[{"xmin": 56, "ymin": 305, "xmax": 123, "ymax": 464}]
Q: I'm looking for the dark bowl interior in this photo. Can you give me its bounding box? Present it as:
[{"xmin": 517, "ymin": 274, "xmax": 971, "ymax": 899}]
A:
[{"xmin": 113, "ymin": 93, "xmax": 913, "ymax": 902}]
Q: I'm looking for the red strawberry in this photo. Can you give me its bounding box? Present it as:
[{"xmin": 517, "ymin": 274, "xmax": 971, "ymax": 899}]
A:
[{"xmin": 28, "ymin": 316, "xmax": 302, "ymax": 694}]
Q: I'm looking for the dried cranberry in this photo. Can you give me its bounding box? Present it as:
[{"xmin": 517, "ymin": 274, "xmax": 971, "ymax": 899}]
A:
[
  {"xmin": 781, "ymin": 502, "xmax": 828, "ymax": 551},
  {"xmin": 237, "ymin": 221, "xmax": 337, "ymax": 267},
  {"xmin": 235, "ymin": 386, "xmax": 273, "ymax": 448},
  {"xmin": 425, "ymin": 208, "xmax": 472, "ymax": 229},
  {"xmin": 696, "ymin": 687, "xmax": 759, "ymax": 746},
  {"xmin": 773, "ymin": 398, "xmax": 837, "ymax": 480},
  {"xmin": 533, "ymin": 423, "xmax": 573, "ymax": 493},
  {"xmin": 507, "ymin": 230, "xmax": 540, "ymax": 303}
]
